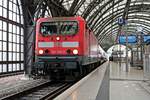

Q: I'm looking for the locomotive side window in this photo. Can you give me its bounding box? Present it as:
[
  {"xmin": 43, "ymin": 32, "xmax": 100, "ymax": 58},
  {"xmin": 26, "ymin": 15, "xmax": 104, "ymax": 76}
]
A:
[
  {"xmin": 40, "ymin": 22, "xmax": 58, "ymax": 36},
  {"xmin": 60, "ymin": 22, "xmax": 78, "ymax": 35}
]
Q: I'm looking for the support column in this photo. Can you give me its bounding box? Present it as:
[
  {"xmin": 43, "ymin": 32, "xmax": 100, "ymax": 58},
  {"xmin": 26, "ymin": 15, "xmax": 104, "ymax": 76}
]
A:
[{"xmin": 24, "ymin": 26, "xmax": 35, "ymax": 76}]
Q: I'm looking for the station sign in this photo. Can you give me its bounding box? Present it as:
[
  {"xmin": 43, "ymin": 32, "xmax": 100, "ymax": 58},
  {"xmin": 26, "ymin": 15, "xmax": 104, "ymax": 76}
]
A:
[{"xmin": 117, "ymin": 18, "xmax": 127, "ymax": 25}]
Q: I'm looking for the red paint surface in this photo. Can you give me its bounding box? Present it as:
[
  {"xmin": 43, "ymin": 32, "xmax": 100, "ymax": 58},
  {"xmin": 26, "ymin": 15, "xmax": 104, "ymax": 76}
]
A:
[{"xmin": 35, "ymin": 16, "xmax": 102, "ymax": 58}]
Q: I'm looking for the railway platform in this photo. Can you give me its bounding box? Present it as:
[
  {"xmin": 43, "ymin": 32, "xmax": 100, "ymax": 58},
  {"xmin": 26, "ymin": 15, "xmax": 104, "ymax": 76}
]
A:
[
  {"xmin": 0, "ymin": 61, "xmax": 150, "ymax": 100},
  {"xmin": 55, "ymin": 61, "xmax": 109, "ymax": 100},
  {"xmin": 55, "ymin": 61, "xmax": 150, "ymax": 100}
]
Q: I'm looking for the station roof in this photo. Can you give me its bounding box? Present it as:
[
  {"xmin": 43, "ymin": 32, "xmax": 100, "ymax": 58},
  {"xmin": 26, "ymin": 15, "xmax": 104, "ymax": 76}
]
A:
[{"xmin": 23, "ymin": 0, "xmax": 150, "ymax": 50}]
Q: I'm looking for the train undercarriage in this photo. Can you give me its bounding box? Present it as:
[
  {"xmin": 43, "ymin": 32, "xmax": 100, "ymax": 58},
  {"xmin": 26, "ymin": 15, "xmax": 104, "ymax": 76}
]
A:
[{"xmin": 32, "ymin": 56, "xmax": 103, "ymax": 81}]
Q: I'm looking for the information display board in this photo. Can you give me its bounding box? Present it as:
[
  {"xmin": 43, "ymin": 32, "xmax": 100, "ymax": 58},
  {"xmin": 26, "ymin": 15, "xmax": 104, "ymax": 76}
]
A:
[
  {"xmin": 118, "ymin": 35, "xmax": 137, "ymax": 44},
  {"xmin": 143, "ymin": 35, "xmax": 150, "ymax": 43}
]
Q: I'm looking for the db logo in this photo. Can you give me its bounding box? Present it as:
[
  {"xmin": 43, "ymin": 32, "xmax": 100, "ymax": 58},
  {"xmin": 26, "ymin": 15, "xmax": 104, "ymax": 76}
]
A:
[{"xmin": 55, "ymin": 42, "xmax": 62, "ymax": 47}]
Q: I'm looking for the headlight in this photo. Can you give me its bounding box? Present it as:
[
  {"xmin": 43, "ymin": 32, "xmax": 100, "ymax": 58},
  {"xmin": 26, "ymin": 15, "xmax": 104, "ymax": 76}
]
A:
[
  {"xmin": 56, "ymin": 37, "xmax": 60, "ymax": 41},
  {"xmin": 39, "ymin": 49, "xmax": 44, "ymax": 54},
  {"xmin": 73, "ymin": 49, "xmax": 78, "ymax": 55}
]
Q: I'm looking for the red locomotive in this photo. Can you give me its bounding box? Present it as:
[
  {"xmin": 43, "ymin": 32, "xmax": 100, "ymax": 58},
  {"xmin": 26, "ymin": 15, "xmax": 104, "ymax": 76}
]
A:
[{"xmin": 33, "ymin": 16, "xmax": 106, "ymax": 80}]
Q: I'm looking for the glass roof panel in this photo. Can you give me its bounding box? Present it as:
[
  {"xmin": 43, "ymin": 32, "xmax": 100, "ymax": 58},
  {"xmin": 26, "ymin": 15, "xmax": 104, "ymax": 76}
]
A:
[{"xmin": 61, "ymin": 0, "xmax": 150, "ymax": 44}]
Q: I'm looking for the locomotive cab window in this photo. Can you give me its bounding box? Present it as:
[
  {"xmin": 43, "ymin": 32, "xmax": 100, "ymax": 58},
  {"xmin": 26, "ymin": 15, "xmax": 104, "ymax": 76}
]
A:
[
  {"xmin": 40, "ymin": 21, "xmax": 78, "ymax": 36},
  {"xmin": 60, "ymin": 21, "xmax": 78, "ymax": 35},
  {"xmin": 40, "ymin": 22, "xmax": 58, "ymax": 36}
]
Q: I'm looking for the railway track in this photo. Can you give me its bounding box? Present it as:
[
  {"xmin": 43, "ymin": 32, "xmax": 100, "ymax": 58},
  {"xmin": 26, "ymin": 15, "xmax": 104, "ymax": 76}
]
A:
[{"xmin": 1, "ymin": 81, "xmax": 72, "ymax": 100}]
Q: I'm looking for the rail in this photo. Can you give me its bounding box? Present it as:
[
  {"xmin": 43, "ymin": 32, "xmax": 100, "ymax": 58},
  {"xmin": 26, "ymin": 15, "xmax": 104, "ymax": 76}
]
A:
[{"xmin": 1, "ymin": 82, "xmax": 72, "ymax": 100}]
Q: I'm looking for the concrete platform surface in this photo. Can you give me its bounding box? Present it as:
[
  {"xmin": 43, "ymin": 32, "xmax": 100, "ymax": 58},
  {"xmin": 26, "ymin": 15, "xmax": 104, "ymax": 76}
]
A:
[
  {"xmin": 110, "ymin": 61, "xmax": 150, "ymax": 100},
  {"xmin": 54, "ymin": 62, "xmax": 109, "ymax": 100}
]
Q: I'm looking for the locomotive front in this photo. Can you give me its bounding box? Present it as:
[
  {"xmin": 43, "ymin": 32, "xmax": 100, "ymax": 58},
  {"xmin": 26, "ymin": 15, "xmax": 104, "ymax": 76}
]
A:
[{"xmin": 34, "ymin": 17, "xmax": 85, "ymax": 80}]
